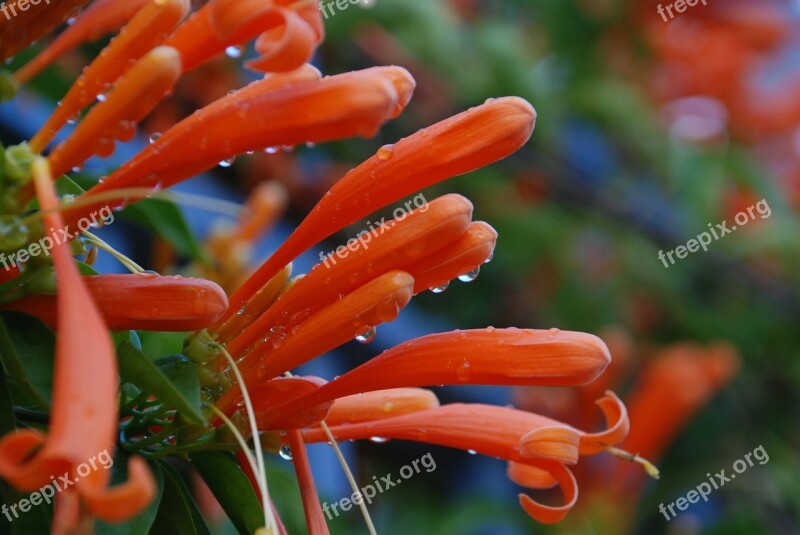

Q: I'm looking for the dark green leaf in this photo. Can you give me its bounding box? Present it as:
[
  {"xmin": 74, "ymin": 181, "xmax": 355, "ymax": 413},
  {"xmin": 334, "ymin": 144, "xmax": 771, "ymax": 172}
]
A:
[
  {"xmin": 0, "ymin": 313, "xmax": 55, "ymax": 408},
  {"xmin": 117, "ymin": 342, "xmax": 205, "ymax": 425},
  {"xmin": 190, "ymin": 451, "xmax": 265, "ymax": 535},
  {"xmin": 120, "ymin": 199, "xmax": 209, "ymax": 263},
  {"xmin": 150, "ymin": 460, "xmax": 211, "ymax": 535}
]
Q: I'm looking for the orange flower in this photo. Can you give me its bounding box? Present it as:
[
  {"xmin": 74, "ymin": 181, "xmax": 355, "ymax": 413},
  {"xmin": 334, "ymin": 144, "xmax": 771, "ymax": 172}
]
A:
[
  {"xmin": 299, "ymin": 393, "xmax": 628, "ymax": 524},
  {"xmin": 1, "ymin": 273, "xmax": 229, "ymax": 331},
  {"xmin": 0, "ymin": 160, "xmax": 155, "ymax": 526}
]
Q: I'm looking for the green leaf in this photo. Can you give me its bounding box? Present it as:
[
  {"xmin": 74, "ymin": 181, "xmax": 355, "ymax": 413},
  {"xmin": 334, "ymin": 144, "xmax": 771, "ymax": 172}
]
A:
[
  {"xmin": 54, "ymin": 175, "xmax": 87, "ymax": 197},
  {"xmin": 96, "ymin": 459, "xmax": 164, "ymax": 535},
  {"xmin": 0, "ymin": 313, "xmax": 55, "ymax": 409},
  {"xmin": 120, "ymin": 199, "xmax": 209, "ymax": 263},
  {"xmin": 190, "ymin": 451, "xmax": 265, "ymax": 535},
  {"xmin": 117, "ymin": 342, "xmax": 206, "ymax": 425},
  {"xmin": 151, "ymin": 460, "xmax": 211, "ymax": 535}
]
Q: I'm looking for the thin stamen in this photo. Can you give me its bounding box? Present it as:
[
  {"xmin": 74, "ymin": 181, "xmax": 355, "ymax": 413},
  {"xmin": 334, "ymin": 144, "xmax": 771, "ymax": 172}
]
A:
[
  {"xmin": 604, "ymin": 445, "xmax": 660, "ymax": 479},
  {"xmin": 218, "ymin": 344, "xmax": 278, "ymax": 534}
]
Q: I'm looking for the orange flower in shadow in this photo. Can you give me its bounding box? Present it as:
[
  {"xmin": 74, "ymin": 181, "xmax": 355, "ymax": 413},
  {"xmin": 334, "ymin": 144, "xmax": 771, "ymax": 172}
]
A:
[{"xmin": 0, "ymin": 161, "xmax": 155, "ymax": 526}]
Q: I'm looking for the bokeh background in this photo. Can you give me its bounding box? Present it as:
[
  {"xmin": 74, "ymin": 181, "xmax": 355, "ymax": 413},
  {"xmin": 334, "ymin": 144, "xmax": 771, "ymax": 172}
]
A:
[{"xmin": 2, "ymin": 0, "xmax": 800, "ymax": 534}]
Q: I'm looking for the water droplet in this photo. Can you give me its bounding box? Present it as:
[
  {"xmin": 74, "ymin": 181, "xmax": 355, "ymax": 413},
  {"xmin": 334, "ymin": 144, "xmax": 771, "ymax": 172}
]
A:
[
  {"xmin": 219, "ymin": 157, "xmax": 235, "ymax": 168},
  {"xmin": 67, "ymin": 113, "xmax": 80, "ymax": 125},
  {"xmin": 549, "ymin": 327, "xmax": 560, "ymax": 334},
  {"xmin": 237, "ymin": 307, "xmax": 246, "ymax": 316},
  {"xmin": 377, "ymin": 144, "xmax": 394, "ymax": 161},
  {"xmin": 225, "ymin": 45, "xmax": 243, "ymax": 58},
  {"xmin": 382, "ymin": 401, "xmax": 395, "ymax": 413},
  {"xmin": 305, "ymin": 142, "xmax": 316, "ymax": 149},
  {"xmin": 430, "ymin": 282, "xmax": 450, "ymax": 294},
  {"xmin": 264, "ymin": 146, "xmax": 279, "ymax": 154},
  {"xmin": 279, "ymin": 445, "xmax": 293, "ymax": 460},
  {"xmin": 456, "ymin": 359, "xmax": 472, "ymax": 381},
  {"xmin": 483, "ymin": 252, "xmax": 494, "ymax": 264},
  {"xmin": 355, "ymin": 328, "xmax": 376, "ymax": 344},
  {"xmin": 467, "ymin": 449, "xmax": 477, "ymax": 455},
  {"xmin": 369, "ymin": 437, "xmax": 389, "ymax": 444},
  {"xmin": 96, "ymin": 93, "xmax": 107, "ymax": 103},
  {"xmin": 149, "ymin": 132, "xmax": 161, "ymax": 144},
  {"xmin": 486, "ymin": 326, "xmax": 496, "ymax": 333},
  {"xmin": 457, "ymin": 267, "xmax": 480, "ymax": 283},
  {"xmin": 281, "ymin": 144, "xmax": 295, "ymax": 153}
]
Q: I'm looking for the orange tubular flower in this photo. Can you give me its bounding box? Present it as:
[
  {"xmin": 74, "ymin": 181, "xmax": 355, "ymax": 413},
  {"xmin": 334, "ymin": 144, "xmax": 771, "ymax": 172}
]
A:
[
  {"xmin": 0, "ymin": 160, "xmax": 154, "ymax": 525},
  {"xmin": 224, "ymin": 96, "xmax": 536, "ymax": 317},
  {"xmin": 254, "ymin": 328, "xmax": 613, "ymax": 425},
  {"xmin": 13, "ymin": 0, "xmax": 151, "ymax": 84},
  {"xmin": 48, "ymin": 45, "xmax": 184, "ymax": 177},
  {"xmin": 61, "ymin": 66, "xmax": 415, "ymax": 225},
  {"xmin": 611, "ymin": 343, "xmax": 739, "ymax": 496},
  {"xmin": 300, "ymin": 393, "xmax": 629, "ymax": 524},
  {"xmin": 1, "ymin": 273, "xmax": 229, "ymax": 331},
  {"xmin": 29, "ymin": 0, "xmax": 189, "ymax": 152}
]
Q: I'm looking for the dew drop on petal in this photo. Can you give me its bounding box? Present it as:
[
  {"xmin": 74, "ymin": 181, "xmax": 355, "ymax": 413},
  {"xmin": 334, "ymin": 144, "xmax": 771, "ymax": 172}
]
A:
[
  {"xmin": 305, "ymin": 142, "xmax": 316, "ymax": 149},
  {"xmin": 149, "ymin": 132, "xmax": 161, "ymax": 144},
  {"xmin": 225, "ymin": 45, "xmax": 244, "ymax": 58},
  {"xmin": 467, "ymin": 449, "xmax": 478, "ymax": 455},
  {"xmin": 219, "ymin": 157, "xmax": 235, "ymax": 168},
  {"xmin": 457, "ymin": 267, "xmax": 480, "ymax": 283},
  {"xmin": 264, "ymin": 146, "xmax": 279, "ymax": 154},
  {"xmin": 483, "ymin": 252, "xmax": 494, "ymax": 264},
  {"xmin": 456, "ymin": 359, "xmax": 472, "ymax": 381},
  {"xmin": 279, "ymin": 445, "xmax": 293, "ymax": 461},
  {"xmin": 369, "ymin": 437, "xmax": 390, "ymax": 444},
  {"xmin": 377, "ymin": 144, "xmax": 394, "ymax": 161},
  {"xmin": 355, "ymin": 327, "xmax": 376, "ymax": 344},
  {"xmin": 430, "ymin": 282, "xmax": 450, "ymax": 294}
]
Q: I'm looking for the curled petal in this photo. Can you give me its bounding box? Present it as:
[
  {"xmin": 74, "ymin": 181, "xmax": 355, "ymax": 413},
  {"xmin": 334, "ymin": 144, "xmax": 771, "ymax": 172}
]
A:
[
  {"xmin": 520, "ymin": 427, "xmax": 580, "ymax": 465},
  {"xmin": 166, "ymin": 0, "xmax": 322, "ymax": 72},
  {"xmin": 0, "ymin": 0, "xmax": 92, "ymax": 63},
  {"xmin": 507, "ymin": 462, "xmax": 557, "ymax": 490},
  {"xmin": 226, "ymin": 194, "xmax": 471, "ymax": 357},
  {"xmin": 14, "ymin": 0, "xmax": 150, "ymax": 83},
  {"xmin": 80, "ymin": 457, "xmax": 156, "ymax": 523},
  {"xmin": 226, "ymin": 96, "xmax": 534, "ymax": 314},
  {"xmin": 518, "ymin": 461, "xmax": 578, "ymax": 524},
  {"xmin": 29, "ymin": 0, "xmax": 189, "ymax": 150},
  {"xmin": 322, "ymin": 389, "xmax": 440, "ymax": 426},
  {"xmin": 48, "ymin": 46, "xmax": 183, "ymax": 176},
  {"xmin": 579, "ymin": 391, "xmax": 630, "ymax": 454},
  {"xmin": 2, "ymin": 274, "xmax": 229, "ymax": 331},
  {"xmin": 246, "ymin": 9, "xmax": 319, "ymax": 73}
]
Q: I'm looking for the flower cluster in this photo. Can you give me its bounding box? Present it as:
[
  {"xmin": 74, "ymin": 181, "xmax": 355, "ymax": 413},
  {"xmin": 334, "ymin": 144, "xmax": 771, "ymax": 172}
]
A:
[{"xmin": 0, "ymin": 1, "xmax": 652, "ymax": 532}]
